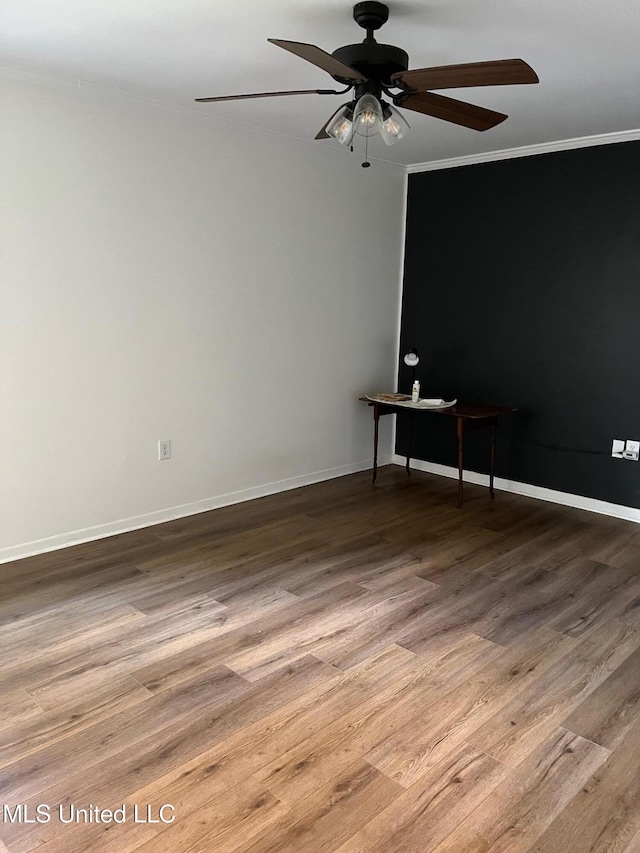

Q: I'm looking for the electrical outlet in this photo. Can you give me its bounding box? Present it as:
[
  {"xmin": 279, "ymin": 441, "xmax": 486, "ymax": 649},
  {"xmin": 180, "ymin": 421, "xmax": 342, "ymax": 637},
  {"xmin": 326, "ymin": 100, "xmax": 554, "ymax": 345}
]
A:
[
  {"xmin": 612, "ymin": 439, "xmax": 639, "ymax": 460},
  {"xmin": 158, "ymin": 440, "xmax": 171, "ymax": 460}
]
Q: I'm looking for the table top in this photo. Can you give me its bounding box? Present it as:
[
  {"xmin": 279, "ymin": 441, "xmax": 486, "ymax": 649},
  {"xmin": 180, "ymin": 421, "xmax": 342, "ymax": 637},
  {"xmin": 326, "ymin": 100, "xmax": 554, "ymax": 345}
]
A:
[{"xmin": 359, "ymin": 396, "xmax": 515, "ymax": 419}]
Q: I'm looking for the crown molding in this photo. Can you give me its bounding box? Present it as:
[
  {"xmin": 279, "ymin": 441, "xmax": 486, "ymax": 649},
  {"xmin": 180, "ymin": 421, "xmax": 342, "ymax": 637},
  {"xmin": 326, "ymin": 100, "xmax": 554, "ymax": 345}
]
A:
[{"xmin": 407, "ymin": 128, "xmax": 640, "ymax": 174}]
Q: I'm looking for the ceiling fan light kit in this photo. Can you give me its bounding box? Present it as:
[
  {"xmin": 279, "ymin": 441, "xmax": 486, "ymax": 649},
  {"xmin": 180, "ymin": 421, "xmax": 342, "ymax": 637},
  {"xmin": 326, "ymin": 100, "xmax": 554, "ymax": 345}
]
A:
[
  {"xmin": 353, "ymin": 93, "xmax": 383, "ymax": 138},
  {"xmin": 326, "ymin": 104, "xmax": 356, "ymax": 145},
  {"xmin": 325, "ymin": 96, "xmax": 408, "ymax": 147},
  {"xmin": 195, "ymin": 1, "xmax": 539, "ymax": 164},
  {"xmin": 380, "ymin": 103, "xmax": 410, "ymax": 145}
]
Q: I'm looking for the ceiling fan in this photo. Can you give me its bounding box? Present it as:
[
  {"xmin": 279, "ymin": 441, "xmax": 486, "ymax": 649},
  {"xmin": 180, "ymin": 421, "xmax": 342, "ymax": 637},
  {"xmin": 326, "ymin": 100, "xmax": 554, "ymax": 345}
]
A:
[{"xmin": 195, "ymin": 1, "xmax": 538, "ymax": 154}]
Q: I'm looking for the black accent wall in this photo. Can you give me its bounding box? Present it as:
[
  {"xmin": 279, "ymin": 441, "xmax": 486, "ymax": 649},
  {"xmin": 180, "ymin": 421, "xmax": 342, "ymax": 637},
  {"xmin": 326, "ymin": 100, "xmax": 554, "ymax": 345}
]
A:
[{"xmin": 398, "ymin": 141, "xmax": 640, "ymax": 507}]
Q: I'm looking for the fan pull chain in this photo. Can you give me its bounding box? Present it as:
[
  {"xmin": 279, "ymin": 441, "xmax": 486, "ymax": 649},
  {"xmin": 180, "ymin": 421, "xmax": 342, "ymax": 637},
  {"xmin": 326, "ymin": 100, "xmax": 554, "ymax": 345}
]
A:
[{"xmin": 362, "ymin": 133, "xmax": 371, "ymax": 168}]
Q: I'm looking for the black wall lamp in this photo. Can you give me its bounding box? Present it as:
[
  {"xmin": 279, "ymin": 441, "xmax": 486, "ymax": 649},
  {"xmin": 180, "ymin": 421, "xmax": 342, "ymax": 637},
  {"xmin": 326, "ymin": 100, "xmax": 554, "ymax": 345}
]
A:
[{"xmin": 403, "ymin": 347, "xmax": 419, "ymax": 383}]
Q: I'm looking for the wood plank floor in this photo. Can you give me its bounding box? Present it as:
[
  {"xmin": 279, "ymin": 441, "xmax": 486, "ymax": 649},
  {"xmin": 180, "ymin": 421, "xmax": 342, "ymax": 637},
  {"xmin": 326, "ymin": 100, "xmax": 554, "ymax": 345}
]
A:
[{"xmin": 2, "ymin": 466, "xmax": 640, "ymax": 852}]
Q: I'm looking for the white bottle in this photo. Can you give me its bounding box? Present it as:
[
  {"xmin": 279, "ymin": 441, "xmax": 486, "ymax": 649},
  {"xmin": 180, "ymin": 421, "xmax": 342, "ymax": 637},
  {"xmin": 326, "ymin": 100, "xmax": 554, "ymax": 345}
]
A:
[{"xmin": 411, "ymin": 379, "xmax": 420, "ymax": 403}]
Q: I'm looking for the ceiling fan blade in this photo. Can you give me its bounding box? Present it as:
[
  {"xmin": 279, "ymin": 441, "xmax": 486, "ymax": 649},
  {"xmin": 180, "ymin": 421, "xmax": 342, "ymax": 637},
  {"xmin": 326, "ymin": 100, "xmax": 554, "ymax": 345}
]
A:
[
  {"xmin": 195, "ymin": 88, "xmax": 341, "ymax": 103},
  {"xmin": 396, "ymin": 91, "xmax": 507, "ymax": 131},
  {"xmin": 268, "ymin": 39, "xmax": 367, "ymax": 83},
  {"xmin": 392, "ymin": 59, "xmax": 538, "ymax": 91}
]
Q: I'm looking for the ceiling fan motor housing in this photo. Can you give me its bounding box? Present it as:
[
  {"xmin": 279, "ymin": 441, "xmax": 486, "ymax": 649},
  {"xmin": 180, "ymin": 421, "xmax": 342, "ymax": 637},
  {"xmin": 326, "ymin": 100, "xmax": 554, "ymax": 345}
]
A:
[
  {"xmin": 331, "ymin": 43, "xmax": 409, "ymax": 86},
  {"xmin": 331, "ymin": 3, "xmax": 407, "ymax": 87}
]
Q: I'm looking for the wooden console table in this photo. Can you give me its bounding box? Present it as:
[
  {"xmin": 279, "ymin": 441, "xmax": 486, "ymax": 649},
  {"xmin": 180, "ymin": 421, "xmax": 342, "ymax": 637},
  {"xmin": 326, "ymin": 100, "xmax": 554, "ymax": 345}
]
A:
[{"xmin": 360, "ymin": 397, "xmax": 515, "ymax": 507}]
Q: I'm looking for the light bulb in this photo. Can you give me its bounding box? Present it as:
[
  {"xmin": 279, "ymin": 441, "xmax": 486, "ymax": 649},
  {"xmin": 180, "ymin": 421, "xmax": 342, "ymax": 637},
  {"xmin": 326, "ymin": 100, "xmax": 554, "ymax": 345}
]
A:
[
  {"xmin": 360, "ymin": 110, "xmax": 377, "ymax": 128},
  {"xmin": 380, "ymin": 104, "xmax": 410, "ymax": 146},
  {"xmin": 353, "ymin": 94, "xmax": 383, "ymax": 138},
  {"xmin": 326, "ymin": 105, "xmax": 355, "ymax": 146},
  {"xmin": 333, "ymin": 118, "xmax": 353, "ymax": 144}
]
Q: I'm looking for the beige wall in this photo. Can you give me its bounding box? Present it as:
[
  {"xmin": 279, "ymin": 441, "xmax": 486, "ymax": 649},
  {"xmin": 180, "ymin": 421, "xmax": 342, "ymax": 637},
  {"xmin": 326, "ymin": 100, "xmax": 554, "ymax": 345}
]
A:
[{"xmin": 0, "ymin": 76, "xmax": 406, "ymax": 560}]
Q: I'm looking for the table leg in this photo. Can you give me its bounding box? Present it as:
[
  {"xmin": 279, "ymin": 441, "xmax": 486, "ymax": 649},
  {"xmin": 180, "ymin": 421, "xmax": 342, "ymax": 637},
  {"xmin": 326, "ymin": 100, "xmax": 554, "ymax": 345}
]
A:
[
  {"xmin": 372, "ymin": 403, "xmax": 380, "ymax": 484},
  {"xmin": 457, "ymin": 417, "xmax": 464, "ymax": 508},
  {"xmin": 406, "ymin": 410, "xmax": 413, "ymax": 476},
  {"xmin": 489, "ymin": 419, "xmax": 497, "ymax": 499}
]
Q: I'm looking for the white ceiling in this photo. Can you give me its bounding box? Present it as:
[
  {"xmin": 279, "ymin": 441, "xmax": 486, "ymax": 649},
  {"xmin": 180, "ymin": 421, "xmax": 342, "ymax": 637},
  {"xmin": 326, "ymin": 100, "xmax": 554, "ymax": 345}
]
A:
[{"xmin": 1, "ymin": 0, "xmax": 639, "ymax": 167}]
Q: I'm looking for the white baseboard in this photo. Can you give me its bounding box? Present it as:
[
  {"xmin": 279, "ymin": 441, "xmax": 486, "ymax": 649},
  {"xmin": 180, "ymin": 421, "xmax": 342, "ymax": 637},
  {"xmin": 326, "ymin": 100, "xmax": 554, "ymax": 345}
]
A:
[
  {"xmin": 0, "ymin": 458, "xmax": 382, "ymax": 565},
  {"xmin": 392, "ymin": 455, "xmax": 640, "ymax": 524},
  {"xmin": 6, "ymin": 452, "xmax": 635, "ymax": 564}
]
